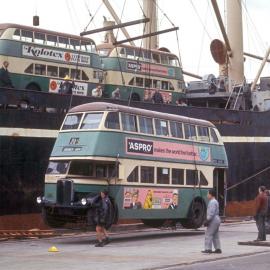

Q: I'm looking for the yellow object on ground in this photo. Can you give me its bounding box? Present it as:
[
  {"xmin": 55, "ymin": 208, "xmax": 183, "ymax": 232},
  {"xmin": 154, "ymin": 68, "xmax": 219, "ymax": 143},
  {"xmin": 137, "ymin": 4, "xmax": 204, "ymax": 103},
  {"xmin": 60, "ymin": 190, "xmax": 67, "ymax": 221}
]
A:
[{"xmin": 48, "ymin": 246, "xmax": 59, "ymax": 252}]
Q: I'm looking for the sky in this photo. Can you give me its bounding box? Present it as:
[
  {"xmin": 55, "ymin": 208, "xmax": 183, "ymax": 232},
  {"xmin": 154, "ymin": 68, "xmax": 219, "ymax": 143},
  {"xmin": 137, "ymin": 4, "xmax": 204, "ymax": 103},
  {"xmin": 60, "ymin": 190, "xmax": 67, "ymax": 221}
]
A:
[{"xmin": 1, "ymin": 0, "xmax": 270, "ymax": 82}]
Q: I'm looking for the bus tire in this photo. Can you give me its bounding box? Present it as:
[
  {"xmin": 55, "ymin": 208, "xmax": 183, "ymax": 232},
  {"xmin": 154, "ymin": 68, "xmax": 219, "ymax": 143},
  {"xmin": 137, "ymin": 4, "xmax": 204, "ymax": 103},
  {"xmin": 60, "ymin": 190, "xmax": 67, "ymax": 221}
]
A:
[
  {"xmin": 26, "ymin": 83, "xmax": 41, "ymax": 91},
  {"xmin": 41, "ymin": 207, "xmax": 66, "ymax": 228},
  {"xmin": 142, "ymin": 219, "xmax": 165, "ymax": 228},
  {"xmin": 130, "ymin": 93, "xmax": 141, "ymax": 102},
  {"xmin": 180, "ymin": 199, "xmax": 206, "ymax": 229}
]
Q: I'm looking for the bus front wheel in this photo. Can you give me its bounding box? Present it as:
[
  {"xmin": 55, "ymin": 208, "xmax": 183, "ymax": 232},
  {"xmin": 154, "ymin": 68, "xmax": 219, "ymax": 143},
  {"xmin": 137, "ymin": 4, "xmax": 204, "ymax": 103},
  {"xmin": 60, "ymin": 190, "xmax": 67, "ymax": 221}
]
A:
[{"xmin": 180, "ymin": 200, "xmax": 206, "ymax": 229}]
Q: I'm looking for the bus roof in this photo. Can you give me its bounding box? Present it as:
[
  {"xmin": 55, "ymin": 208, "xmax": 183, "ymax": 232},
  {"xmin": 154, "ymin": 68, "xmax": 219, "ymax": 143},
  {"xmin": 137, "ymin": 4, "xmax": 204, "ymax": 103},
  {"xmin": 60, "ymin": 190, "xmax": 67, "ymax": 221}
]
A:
[
  {"xmin": 0, "ymin": 23, "xmax": 95, "ymax": 44},
  {"xmin": 69, "ymin": 102, "xmax": 215, "ymax": 127}
]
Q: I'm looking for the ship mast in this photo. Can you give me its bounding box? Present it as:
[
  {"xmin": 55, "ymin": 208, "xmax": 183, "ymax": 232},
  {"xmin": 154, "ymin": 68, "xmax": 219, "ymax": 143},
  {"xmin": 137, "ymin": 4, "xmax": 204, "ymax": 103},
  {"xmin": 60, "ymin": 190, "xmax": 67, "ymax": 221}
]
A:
[
  {"xmin": 143, "ymin": 0, "xmax": 158, "ymax": 49},
  {"xmin": 226, "ymin": 0, "xmax": 244, "ymax": 86}
]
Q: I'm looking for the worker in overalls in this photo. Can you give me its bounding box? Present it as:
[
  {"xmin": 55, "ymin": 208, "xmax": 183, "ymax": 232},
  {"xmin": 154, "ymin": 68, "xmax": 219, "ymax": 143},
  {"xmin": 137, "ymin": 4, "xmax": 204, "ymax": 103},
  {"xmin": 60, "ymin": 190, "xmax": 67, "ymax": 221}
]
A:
[{"xmin": 202, "ymin": 189, "xmax": 222, "ymax": 254}]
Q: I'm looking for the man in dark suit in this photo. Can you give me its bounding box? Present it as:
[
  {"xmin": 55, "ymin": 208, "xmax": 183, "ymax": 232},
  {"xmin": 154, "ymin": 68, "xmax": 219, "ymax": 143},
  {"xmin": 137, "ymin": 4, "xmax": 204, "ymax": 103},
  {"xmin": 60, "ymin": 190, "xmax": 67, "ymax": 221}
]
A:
[{"xmin": 129, "ymin": 192, "xmax": 142, "ymax": 209}]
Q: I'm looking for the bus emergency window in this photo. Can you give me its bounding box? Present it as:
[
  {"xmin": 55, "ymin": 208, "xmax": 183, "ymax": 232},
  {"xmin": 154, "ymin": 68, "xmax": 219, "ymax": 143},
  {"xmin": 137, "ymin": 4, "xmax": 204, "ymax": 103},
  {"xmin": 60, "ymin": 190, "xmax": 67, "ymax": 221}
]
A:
[
  {"xmin": 184, "ymin": 124, "xmax": 196, "ymax": 140},
  {"xmin": 127, "ymin": 166, "xmax": 138, "ymax": 182},
  {"xmin": 197, "ymin": 126, "xmax": 210, "ymax": 142},
  {"xmin": 34, "ymin": 32, "xmax": 45, "ymax": 44},
  {"xmin": 210, "ymin": 128, "xmax": 219, "ymax": 143},
  {"xmin": 126, "ymin": 48, "xmax": 135, "ymax": 59},
  {"xmin": 121, "ymin": 113, "xmax": 137, "ymax": 132},
  {"xmin": 199, "ymin": 171, "xmax": 208, "ymax": 186},
  {"xmin": 47, "ymin": 65, "xmax": 58, "ymax": 77},
  {"xmin": 172, "ymin": 169, "xmax": 184, "ymax": 185},
  {"xmin": 62, "ymin": 114, "xmax": 82, "ymax": 130},
  {"xmin": 157, "ymin": 167, "xmax": 169, "ymax": 184},
  {"xmin": 21, "ymin": 30, "xmax": 33, "ymax": 42},
  {"xmin": 170, "ymin": 121, "xmax": 183, "ymax": 138},
  {"xmin": 24, "ymin": 64, "xmax": 33, "ymax": 74},
  {"xmin": 186, "ymin": 170, "xmax": 199, "ymax": 186},
  {"xmin": 69, "ymin": 161, "xmax": 93, "ymax": 176},
  {"xmin": 59, "ymin": 67, "xmax": 69, "ymax": 78},
  {"xmin": 152, "ymin": 53, "xmax": 160, "ymax": 63},
  {"xmin": 135, "ymin": 77, "xmax": 144, "ymax": 87},
  {"xmin": 80, "ymin": 113, "xmax": 103, "ymax": 129},
  {"xmin": 155, "ymin": 119, "xmax": 168, "ymax": 136},
  {"xmin": 139, "ymin": 116, "xmax": 153, "ymax": 134},
  {"xmin": 105, "ymin": 112, "xmax": 120, "ymax": 130},
  {"xmin": 13, "ymin": 29, "xmax": 21, "ymax": 40},
  {"xmin": 58, "ymin": 37, "xmax": 68, "ymax": 48},
  {"xmin": 47, "ymin": 35, "xmax": 57, "ymax": 46},
  {"xmin": 35, "ymin": 64, "xmax": 46, "ymax": 75},
  {"xmin": 46, "ymin": 161, "xmax": 69, "ymax": 174},
  {"xmin": 82, "ymin": 70, "xmax": 89, "ymax": 81},
  {"xmin": 141, "ymin": 166, "xmax": 154, "ymax": 183}
]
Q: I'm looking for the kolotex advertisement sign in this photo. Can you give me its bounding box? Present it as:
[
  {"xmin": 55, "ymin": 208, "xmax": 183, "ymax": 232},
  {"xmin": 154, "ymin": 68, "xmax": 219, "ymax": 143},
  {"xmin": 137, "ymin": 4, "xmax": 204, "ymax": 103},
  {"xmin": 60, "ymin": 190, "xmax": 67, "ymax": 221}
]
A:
[{"xmin": 22, "ymin": 45, "xmax": 91, "ymax": 65}]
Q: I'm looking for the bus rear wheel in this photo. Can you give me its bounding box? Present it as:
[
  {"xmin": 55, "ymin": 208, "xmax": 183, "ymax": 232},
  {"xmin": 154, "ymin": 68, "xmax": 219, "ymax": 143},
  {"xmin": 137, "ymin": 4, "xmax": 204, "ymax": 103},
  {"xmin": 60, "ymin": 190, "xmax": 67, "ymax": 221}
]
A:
[
  {"xmin": 180, "ymin": 200, "xmax": 206, "ymax": 229},
  {"xmin": 142, "ymin": 219, "xmax": 165, "ymax": 228}
]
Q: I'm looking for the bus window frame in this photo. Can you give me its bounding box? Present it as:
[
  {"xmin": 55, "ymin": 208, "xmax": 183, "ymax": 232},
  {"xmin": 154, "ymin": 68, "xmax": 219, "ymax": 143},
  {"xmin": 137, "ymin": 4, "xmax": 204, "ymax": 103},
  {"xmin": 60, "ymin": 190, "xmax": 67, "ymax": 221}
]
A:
[{"xmin": 79, "ymin": 112, "xmax": 104, "ymax": 130}]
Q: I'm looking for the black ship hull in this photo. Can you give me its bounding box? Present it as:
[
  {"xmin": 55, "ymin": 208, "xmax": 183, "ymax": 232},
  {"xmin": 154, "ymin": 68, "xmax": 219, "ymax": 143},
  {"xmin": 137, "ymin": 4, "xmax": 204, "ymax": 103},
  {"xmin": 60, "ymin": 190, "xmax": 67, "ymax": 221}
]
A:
[{"xmin": 1, "ymin": 89, "xmax": 269, "ymax": 220}]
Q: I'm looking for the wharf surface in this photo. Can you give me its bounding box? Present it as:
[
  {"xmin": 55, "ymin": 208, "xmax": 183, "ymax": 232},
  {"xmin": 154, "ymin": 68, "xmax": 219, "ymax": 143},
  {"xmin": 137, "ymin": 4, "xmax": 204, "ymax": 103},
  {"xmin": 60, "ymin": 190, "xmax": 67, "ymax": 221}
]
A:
[{"xmin": 1, "ymin": 222, "xmax": 270, "ymax": 270}]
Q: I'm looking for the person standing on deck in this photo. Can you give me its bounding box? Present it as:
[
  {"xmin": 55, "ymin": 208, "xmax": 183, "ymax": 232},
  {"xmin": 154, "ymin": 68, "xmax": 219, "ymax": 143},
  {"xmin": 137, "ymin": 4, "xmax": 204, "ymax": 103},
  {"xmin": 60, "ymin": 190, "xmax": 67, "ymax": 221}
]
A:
[
  {"xmin": 202, "ymin": 189, "xmax": 222, "ymax": 254},
  {"xmin": 0, "ymin": 61, "xmax": 14, "ymax": 88},
  {"xmin": 254, "ymin": 186, "xmax": 268, "ymax": 241}
]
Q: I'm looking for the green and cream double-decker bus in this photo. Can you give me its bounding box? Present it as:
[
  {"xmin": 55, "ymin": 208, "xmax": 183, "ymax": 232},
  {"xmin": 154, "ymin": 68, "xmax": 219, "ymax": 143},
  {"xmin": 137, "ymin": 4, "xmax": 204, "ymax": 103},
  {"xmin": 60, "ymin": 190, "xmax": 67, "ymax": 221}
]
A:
[
  {"xmin": 38, "ymin": 102, "xmax": 228, "ymax": 229},
  {"xmin": 0, "ymin": 23, "xmax": 102, "ymax": 96},
  {"xmin": 98, "ymin": 44, "xmax": 186, "ymax": 103}
]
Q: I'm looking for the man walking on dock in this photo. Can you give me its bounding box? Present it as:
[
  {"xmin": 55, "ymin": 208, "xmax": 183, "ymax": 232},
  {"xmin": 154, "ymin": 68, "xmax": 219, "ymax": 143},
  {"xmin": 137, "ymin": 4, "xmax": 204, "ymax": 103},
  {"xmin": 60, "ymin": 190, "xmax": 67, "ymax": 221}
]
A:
[{"xmin": 254, "ymin": 186, "xmax": 268, "ymax": 241}]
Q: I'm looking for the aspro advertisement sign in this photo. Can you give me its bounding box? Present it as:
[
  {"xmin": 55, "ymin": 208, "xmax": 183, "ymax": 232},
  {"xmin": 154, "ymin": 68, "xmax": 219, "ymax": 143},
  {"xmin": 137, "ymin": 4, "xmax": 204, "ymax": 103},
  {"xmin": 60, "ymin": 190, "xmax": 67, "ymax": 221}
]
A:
[
  {"xmin": 127, "ymin": 61, "xmax": 175, "ymax": 77},
  {"xmin": 123, "ymin": 187, "xmax": 179, "ymax": 209},
  {"xmin": 126, "ymin": 138, "xmax": 211, "ymax": 162},
  {"xmin": 49, "ymin": 79, "xmax": 88, "ymax": 96},
  {"xmin": 22, "ymin": 45, "xmax": 91, "ymax": 65}
]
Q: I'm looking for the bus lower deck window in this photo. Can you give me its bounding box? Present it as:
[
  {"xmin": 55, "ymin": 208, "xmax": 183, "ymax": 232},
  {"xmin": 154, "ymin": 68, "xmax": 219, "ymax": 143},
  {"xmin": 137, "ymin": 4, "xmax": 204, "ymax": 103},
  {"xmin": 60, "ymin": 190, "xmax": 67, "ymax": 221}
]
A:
[
  {"xmin": 186, "ymin": 170, "xmax": 199, "ymax": 186},
  {"xmin": 141, "ymin": 166, "xmax": 154, "ymax": 183},
  {"xmin": 157, "ymin": 167, "xmax": 170, "ymax": 184},
  {"xmin": 59, "ymin": 67, "xmax": 69, "ymax": 78},
  {"xmin": 47, "ymin": 66, "xmax": 58, "ymax": 77},
  {"xmin": 172, "ymin": 169, "xmax": 184, "ymax": 185},
  {"xmin": 35, "ymin": 64, "xmax": 46, "ymax": 75},
  {"xmin": 69, "ymin": 161, "xmax": 93, "ymax": 176}
]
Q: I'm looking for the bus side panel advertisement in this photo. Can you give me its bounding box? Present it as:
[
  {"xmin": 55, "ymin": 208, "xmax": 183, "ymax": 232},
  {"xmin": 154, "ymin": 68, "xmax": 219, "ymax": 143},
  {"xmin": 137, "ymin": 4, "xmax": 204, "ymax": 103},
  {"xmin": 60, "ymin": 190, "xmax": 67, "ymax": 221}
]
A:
[
  {"xmin": 49, "ymin": 79, "xmax": 88, "ymax": 96},
  {"xmin": 22, "ymin": 45, "xmax": 91, "ymax": 65},
  {"xmin": 123, "ymin": 187, "xmax": 179, "ymax": 210},
  {"xmin": 126, "ymin": 138, "xmax": 211, "ymax": 162}
]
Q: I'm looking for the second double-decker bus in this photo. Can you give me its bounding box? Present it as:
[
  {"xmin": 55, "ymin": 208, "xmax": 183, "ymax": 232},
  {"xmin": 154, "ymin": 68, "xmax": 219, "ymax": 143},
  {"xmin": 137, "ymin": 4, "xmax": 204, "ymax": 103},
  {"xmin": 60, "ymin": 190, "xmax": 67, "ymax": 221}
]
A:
[
  {"xmin": 38, "ymin": 102, "xmax": 228, "ymax": 229},
  {"xmin": 98, "ymin": 44, "xmax": 186, "ymax": 103},
  {"xmin": 0, "ymin": 23, "xmax": 103, "ymax": 96}
]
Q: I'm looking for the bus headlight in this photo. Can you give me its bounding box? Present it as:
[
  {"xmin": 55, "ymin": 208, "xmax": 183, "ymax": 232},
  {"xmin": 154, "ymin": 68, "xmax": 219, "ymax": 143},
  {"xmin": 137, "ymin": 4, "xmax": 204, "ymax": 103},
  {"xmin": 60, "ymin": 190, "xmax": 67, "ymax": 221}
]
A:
[
  {"xmin": 81, "ymin": 198, "xmax": 87, "ymax": 206},
  {"xmin": 36, "ymin": 196, "xmax": 42, "ymax": 204}
]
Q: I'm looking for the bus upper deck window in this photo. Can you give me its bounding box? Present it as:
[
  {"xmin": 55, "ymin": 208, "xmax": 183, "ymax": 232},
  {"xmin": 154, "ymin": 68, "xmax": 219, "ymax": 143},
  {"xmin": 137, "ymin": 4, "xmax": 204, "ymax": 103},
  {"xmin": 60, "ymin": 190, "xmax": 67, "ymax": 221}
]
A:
[
  {"xmin": 13, "ymin": 29, "xmax": 21, "ymax": 40},
  {"xmin": 153, "ymin": 80, "xmax": 161, "ymax": 89},
  {"xmin": 169, "ymin": 56, "xmax": 179, "ymax": 67},
  {"xmin": 121, "ymin": 113, "xmax": 137, "ymax": 132},
  {"xmin": 184, "ymin": 124, "xmax": 196, "ymax": 140},
  {"xmin": 62, "ymin": 114, "xmax": 82, "ymax": 130},
  {"xmin": 70, "ymin": 39, "xmax": 80, "ymax": 50},
  {"xmin": 21, "ymin": 30, "xmax": 33, "ymax": 42},
  {"xmin": 80, "ymin": 113, "xmax": 103, "ymax": 129},
  {"xmin": 170, "ymin": 121, "xmax": 183, "ymax": 139},
  {"xmin": 71, "ymin": 69, "xmax": 80, "ymax": 80},
  {"xmin": 161, "ymin": 81, "xmax": 168, "ymax": 90},
  {"xmin": 47, "ymin": 65, "xmax": 58, "ymax": 77},
  {"xmin": 126, "ymin": 48, "xmax": 135, "ymax": 59},
  {"xmin": 135, "ymin": 49, "xmax": 143, "ymax": 59},
  {"xmin": 155, "ymin": 119, "xmax": 168, "ymax": 136},
  {"xmin": 169, "ymin": 82, "xmax": 174, "ymax": 91},
  {"xmin": 210, "ymin": 128, "xmax": 219, "ymax": 143},
  {"xmin": 197, "ymin": 126, "xmax": 210, "ymax": 142},
  {"xmin": 105, "ymin": 112, "xmax": 120, "ymax": 130},
  {"xmin": 161, "ymin": 54, "xmax": 169, "ymax": 65},
  {"xmin": 118, "ymin": 47, "xmax": 125, "ymax": 56},
  {"xmin": 143, "ymin": 50, "xmax": 151, "ymax": 62},
  {"xmin": 59, "ymin": 37, "xmax": 68, "ymax": 48},
  {"xmin": 139, "ymin": 116, "xmax": 153, "ymax": 134},
  {"xmin": 47, "ymin": 35, "xmax": 57, "ymax": 46},
  {"xmin": 128, "ymin": 78, "xmax": 134, "ymax": 86},
  {"xmin": 152, "ymin": 53, "xmax": 160, "ymax": 63},
  {"xmin": 34, "ymin": 32, "xmax": 45, "ymax": 44},
  {"xmin": 145, "ymin": 78, "xmax": 152, "ymax": 88}
]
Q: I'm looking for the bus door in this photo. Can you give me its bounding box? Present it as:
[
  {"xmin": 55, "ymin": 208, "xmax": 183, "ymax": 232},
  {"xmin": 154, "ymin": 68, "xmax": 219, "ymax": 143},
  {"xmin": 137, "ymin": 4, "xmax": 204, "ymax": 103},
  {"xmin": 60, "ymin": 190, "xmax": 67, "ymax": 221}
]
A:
[{"xmin": 213, "ymin": 168, "xmax": 226, "ymax": 216}]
